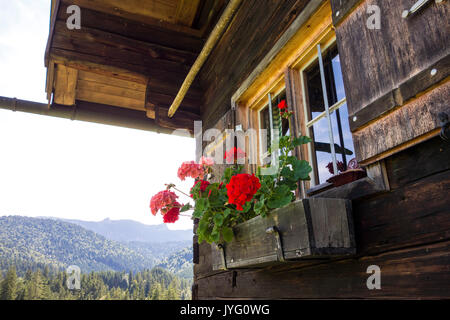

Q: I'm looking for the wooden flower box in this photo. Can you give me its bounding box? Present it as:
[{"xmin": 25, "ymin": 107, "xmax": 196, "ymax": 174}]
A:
[
  {"xmin": 326, "ymin": 169, "xmax": 367, "ymax": 187},
  {"xmin": 211, "ymin": 198, "xmax": 355, "ymax": 270}
]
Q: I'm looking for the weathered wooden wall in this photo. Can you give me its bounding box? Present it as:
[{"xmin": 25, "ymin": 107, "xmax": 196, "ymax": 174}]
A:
[
  {"xmin": 194, "ymin": 0, "xmax": 450, "ymax": 299},
  {"xmin": 198, "ymin": 0, "xmax": 310, "ymax": 130},
  {"xmin": 194, "ymin": 137, "xmax": 450, "ymax": 299}
]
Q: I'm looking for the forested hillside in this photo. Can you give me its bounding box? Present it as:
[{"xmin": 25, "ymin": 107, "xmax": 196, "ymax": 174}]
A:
[
  {"xmin": 0, "ymin": 265, "xmax": 191, "ymax": 300},
  {"xmin": 0, "ymin": 216, "xmax": 159, "ymax": 273},
  {"xmin": 156, "ymin": 247, "xmax": 193, "ymax": 279}
]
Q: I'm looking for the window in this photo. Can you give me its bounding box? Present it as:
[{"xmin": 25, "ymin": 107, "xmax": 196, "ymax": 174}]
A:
[
  {"xmin": 303, "ymin": 45, "xmax": 356, "ymax": 186},
  {"xmin": 258, "ymin": 90, "xmax": 289, "ymax": 164}
]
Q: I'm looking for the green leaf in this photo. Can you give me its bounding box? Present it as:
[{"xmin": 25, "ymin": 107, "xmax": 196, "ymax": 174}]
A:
[
  {"xmin": 222, "ymin": 227, "xmax": 234, "ymax": 242},
  {"xmin": 293, "ymin": 136, "xmax": 312, "ymax": 147},
  {"xmin": 195, "ymin": 198, "xmax": 209, "ymax": 212},
  {"xmin": 267, "ymin": 185, "xmax": 293, "ymax": 209},
  {"xmin": 193, "ymin": 207, "xmax": 204, "ymax": 219},
  {"xmin": 197, "ymin": 219, "xmax": 208, "ymax": 236},
  {"xmin": 211, "ymin": 231, "xmax": 220, "ymax": 243},
  {"xmin": 223, "ymin": 208, "xmax": 232, "ymax": 218},
  {"xmin": 180, "ymin": 203, "xmax": 192, "ymax": 213},
  {"xmin": 213, "ymin": 214, "xmax": 224, "ymax": 227},
  {"xmin": 254, "ymin": 196, "xmax": 265, "ymax": 214},
  {"xmin": 293, "ymin": 159, "xmax": 312, "ymax": 181},
  {"xmin": 242, "ymin": 201, "xmax": 252, "ymax": 213}
]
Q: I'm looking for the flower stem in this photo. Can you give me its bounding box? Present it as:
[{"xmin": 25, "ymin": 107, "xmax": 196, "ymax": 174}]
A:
[{"xmin": 174, "ymin": 187, "xmax": 191, "ymax": 198}]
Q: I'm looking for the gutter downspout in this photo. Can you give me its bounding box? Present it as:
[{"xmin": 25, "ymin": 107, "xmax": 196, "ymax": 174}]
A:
[
  {"xmin": 168, "ymin": 0, "xmax": 243, "ymax": 118},
  {"xmin": 0, "ymin": 96, "xmax": 180, "ymax": 136}
]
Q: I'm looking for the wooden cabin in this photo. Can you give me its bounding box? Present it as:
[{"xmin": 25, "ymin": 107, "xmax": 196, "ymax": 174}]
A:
[{"xmin": 1, "ymin": 0, "xmax": 447, "ymax": 299}]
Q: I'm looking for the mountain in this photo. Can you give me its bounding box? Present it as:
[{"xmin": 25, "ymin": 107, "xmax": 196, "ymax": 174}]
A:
[
  {"xmin": 0, "ymin": 216, "xmax": 158, "ymax": 273},
  {"xmin": 126, "ymin": 241, "xmax": 191, "ymax": 260},
  {"xmin": 156, "ymin": 246, "xmax": 193, "ymax": 279},
  {"xmin": 61, "ymin": 218, "xmax": 193, "ymax": 243}
]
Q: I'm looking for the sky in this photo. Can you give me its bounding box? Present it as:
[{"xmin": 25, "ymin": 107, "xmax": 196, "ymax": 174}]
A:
[{"xmin": 0, "ymin": 0, "xmax": 195, "ymax": 230}]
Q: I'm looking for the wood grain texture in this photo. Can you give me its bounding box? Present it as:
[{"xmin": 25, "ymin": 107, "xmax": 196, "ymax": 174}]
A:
[
  {"xmin": 53, "ymin": 64, "xmax": 78, "ymax": 105},
  {"xmin": 60, "ymin": 0, "xmax": 202, "ymax": 35},
  {"xmin": 210, "ymin": 198, "xmax": 355, "ymax": 271},
  {"xmin": 335, "ymin": 0, "xmax": 450, "ymax": 117},
  {"xmin": 197, "ymin": 240, "xmax": 450, "ymax": 299},
  {"xmin": 199, "ymin": 0, "xmax": 310, "ymax": 130},
  {"xmin": 350, "ymin": 54, "xmax": 450, "ymax": 132},
  {"xmin": 57, "ymin": 2, "xmax": 204, "ymax": 53},
  {"xmin": 330, "ymin": 0, "xmax": 363, "ymax": 26},
  {"xmin": 352, "ymin": 81, "xmax": 450, "ymax": 164},
  {"xmin": 385, "ymin": 136, "xmax": 450, "ymax": 190}
]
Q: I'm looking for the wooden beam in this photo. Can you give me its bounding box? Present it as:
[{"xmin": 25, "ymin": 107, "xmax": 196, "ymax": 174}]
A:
[
  {"xmin": 53, "ymin": 64, "xmax": 78, "ymax": 105},
  {"xmin": 61, "ymin": 0, "xmax": 204, "ymax": 37},
  {"xmin": 175, "ymin": 0, "xmax": 201, "ymax": 27},
  {"xmin": 57, "ymin": 2, "xmax": 204, "ymax": 53},
  {"xmin": 52, "ymin": 21, "xmax": 194, "ymax": 77},
  {"xmin": 44, "ymin": 0, "xmax": 61, "ymax": 67},
  {"xmin": 168, "ymin": 0, "xmax": 243, "ymax": 117},
  {"xmin": 352, "ymin": 81, "xmax": 450, "ymax": 165},
  {"xmin": 50, "ymin": 51, "xmax": 148, "ymax": 84}
]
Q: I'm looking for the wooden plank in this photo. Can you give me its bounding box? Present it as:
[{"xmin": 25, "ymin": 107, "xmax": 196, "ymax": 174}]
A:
[
  {"xmin": 44, "ymin": 0, "xmax": 61, "ymax": 66},
  {"xmin": 350, "ymin": 54, "xmax": 450, "ymax": 132},
  {"xmin": 61, "ymin": 0, "xmax": 203, "ymax": 37},
  {"xmin": 352, "ymin": 81, "xmax": 450, "ymax": 165},
  {"xmin": 330, "ymin": 0, "xmax": 363, "ymax": 26},
  {"xmin": 354, "ymin": 169, "xmax": 450, "ymax": 255},
  {"xmin": 210, "ymin": 198, "xmax": 354, "ymax": 271},
  {"xmin": 335, "ymin": 0, "xmax": 450, "ymax": 117},
  {"xmin": 53, "ymin": 64, "xmax": 78, "ymax": 105},
  {"xmin": 385, "ymin": 136, "xmax": 450, "ymax": 190},
  {"xmin": 76, "ymin": 89, "xmax": 145, "ymax": 111},
  {"xmin": 57, "ymin": 2, "xmax": 204, "ymax": 53},
  {"xmin": 200, "ymin": 0, "xmax": 311, "ymax": 129},
  {"xmin": 175, "ymin": 0, "xmax": 202, "ymax": 27},
  {"xmin": 46, "ymin": 60, "xmax": 56, "ymax": 102},
  {"xmin": 77, "ymin": 70, "xmax": 146, "ymax": 92},
  {"xmin": 310, "ymin": 177, "xmax": 385, "ymax": 200},
  {"xmin": 50, "ymin": 52, "xmax": 148, "ymax": 84},
  {"xmin": 77, "ymin": 80, "xmax": 145, "ymax": 101},
  {"xmin": 197, "ymin": 241, "xmax": 450, "ymax": 299},
  {"xmin": 232, "ymin": 0, "xmax": 329, "ymax": 106},
  {"xmin": 52, "ymin": 21, "xmax": 194, "ymax": 76}
]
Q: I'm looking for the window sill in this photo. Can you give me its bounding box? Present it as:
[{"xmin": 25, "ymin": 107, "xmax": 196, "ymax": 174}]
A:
[{"xmin": 307, "ymin": 176, "xmax": 387, "ymax": 200}]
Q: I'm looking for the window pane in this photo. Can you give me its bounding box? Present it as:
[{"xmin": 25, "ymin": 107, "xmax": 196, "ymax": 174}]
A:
[
  {"xmin": 331, "ymin": 54, "xmax": 346, "ymax": 101},
  {"xmin": 260, "ymin": 106, "xmax": 271, "ymax": 155},
  {"xmin": 310, "ymin": 116, "xmax": 334, "ymax": 184},
  {"xmin": 330, "ymin": 103, "xmax": 355, "ymax": 170}
]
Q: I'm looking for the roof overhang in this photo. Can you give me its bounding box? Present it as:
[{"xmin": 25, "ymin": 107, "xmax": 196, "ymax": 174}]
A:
[{"xmin": 44, "ymin": 0, "xmax": 226, "ymax": 135}]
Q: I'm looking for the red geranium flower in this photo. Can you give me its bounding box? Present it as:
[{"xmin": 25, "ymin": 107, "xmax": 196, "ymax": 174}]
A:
[
  {"xmin": 162, "ymin": 203, "xmax": 181, "ymax": 223},
  {"xmin": 199, "ymin": 156, "xmax": 214, "ymax": 167},
  {"xmin": 177, "ymin": 161, "xmax": 205, "ymax": 181},
  {"xmin": 277, "ymin": 99, "xmax": 287, "ymax": 110},
  {"xmin": 190, "ymin": 180, "xmax": 210, "ymax": 197},
  {"xmin": 224, "ymin": 147, "xmax": 246, "ymax": 164},
  {"xmin": 226, "ymin": 174, "xmax": 261, "ymax": 211},
  {"xmin": 150, "ymin": 190, "xmax": 178, "ymax": 216}
]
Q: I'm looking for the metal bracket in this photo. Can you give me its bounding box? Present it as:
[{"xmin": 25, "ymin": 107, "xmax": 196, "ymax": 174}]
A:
[
  {"xmin": 217, "ymin": 244, "xmax": 228, "ymax": 270},
  {"xmin": 266, "ymin": 226, "xmax": 286, "ymax": 262},
  {"xmin": 402, "ymin": 0, "xmax": 443, "ymax": 19},
  {"xmin": 11, "ymin": 97, "xmax": 17, "ymax": 112}
]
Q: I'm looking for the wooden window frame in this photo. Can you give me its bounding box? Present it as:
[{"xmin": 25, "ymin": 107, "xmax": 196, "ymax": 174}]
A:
[{"xmin": 231, "ymin": 2, "xmax": 389, "ymax": 200}]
